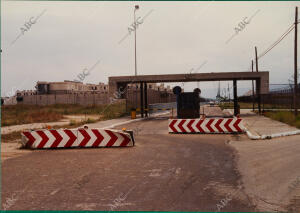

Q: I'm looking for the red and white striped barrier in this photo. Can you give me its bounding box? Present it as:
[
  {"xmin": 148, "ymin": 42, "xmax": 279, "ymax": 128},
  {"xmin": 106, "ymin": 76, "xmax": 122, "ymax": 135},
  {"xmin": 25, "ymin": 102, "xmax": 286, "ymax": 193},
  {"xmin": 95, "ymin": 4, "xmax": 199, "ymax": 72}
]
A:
[
  {"xmin": 21, "ymin": 128, "xmax": 134, "ymax": 149},
  {"xmin": 168, "ymin": 118, "xmax": 245, "ymax": 134}
]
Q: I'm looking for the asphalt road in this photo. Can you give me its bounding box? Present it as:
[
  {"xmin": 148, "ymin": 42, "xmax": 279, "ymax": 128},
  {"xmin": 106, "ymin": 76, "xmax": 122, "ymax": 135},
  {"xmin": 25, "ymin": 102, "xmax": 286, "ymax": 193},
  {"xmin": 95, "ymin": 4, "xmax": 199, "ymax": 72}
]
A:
[{"xmin": 2, "ymin": 115, "xmax": 255, "ymax": 211}]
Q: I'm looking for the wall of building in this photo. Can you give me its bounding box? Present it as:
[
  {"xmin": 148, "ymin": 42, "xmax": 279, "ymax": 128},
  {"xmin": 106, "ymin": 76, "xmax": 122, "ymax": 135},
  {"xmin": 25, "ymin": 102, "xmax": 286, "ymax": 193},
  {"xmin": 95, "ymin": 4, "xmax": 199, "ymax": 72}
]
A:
[
  {"xmin": 15, "ymin": 80, "xmax": 175, "ymax": 107},
  {"xmin": 3, "ymin": 96, "xmax": 17, "ymax": 105},
  {"xmin": 21, "ymin": 93, "xmax": 110, "ymax": 106},
  {"xmin": 36, "ymin": 81, "xmax": 109, "ymax": 95},
  {"xmin": 18, "ymin": 89, "xmax": 176, "ymax": 107}
]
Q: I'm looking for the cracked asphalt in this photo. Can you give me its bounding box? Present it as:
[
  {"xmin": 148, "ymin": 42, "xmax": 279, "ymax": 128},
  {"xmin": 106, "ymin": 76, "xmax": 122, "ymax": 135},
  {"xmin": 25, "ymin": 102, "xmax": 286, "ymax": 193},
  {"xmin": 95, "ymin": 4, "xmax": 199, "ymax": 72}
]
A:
[{"xmin": 2, "ymin": 114, "xmax": 255, "ymax": 211}]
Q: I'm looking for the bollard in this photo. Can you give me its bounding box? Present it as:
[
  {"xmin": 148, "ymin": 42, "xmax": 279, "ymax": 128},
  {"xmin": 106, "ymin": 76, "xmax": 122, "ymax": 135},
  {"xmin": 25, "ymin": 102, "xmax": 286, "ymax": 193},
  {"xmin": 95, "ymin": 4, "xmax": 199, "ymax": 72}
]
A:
[{"xmin": 131, "ymin": 108, "xmax": 136, "ymax": 119}]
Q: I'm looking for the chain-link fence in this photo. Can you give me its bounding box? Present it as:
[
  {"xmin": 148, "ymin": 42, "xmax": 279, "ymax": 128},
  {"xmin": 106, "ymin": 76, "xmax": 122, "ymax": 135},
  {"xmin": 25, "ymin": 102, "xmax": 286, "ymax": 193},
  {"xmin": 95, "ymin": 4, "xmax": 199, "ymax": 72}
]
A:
[{"xmin": 238, "ymin": 84, "xmax": 300, "ymax": 110}]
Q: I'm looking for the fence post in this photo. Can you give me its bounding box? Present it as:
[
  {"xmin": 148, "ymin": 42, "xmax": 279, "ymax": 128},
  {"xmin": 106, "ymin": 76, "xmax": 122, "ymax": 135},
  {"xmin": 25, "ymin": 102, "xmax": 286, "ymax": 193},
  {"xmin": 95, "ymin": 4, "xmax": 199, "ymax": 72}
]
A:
[
  {"xmin": 233, "ymin": 79, "xmax": 238, "ymax": 116},
  {"xmin": 256, "ymin": 79, "xmax": 261, "ymax": 114}
]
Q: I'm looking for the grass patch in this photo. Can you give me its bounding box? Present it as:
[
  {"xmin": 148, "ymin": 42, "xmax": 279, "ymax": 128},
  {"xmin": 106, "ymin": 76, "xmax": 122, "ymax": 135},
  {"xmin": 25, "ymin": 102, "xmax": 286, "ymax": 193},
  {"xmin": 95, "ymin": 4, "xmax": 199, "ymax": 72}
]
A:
[
  {"xmin": 264, "ymin": 111, "xmax": 300, "ymax": 129},
  {"xmin": 219, "ymin": 102, "xmax": 255, "ymax": 110},
  {"xmin": 1, "ymin": 131, "xmax": 22, "ymax": 143},
  {"xmin": 1, "ymin": 109, "xmax": 63, "ymax": 127},
  {"xmin": 1, "ymin": 102, "xmax": 127, "ymax": 127}
]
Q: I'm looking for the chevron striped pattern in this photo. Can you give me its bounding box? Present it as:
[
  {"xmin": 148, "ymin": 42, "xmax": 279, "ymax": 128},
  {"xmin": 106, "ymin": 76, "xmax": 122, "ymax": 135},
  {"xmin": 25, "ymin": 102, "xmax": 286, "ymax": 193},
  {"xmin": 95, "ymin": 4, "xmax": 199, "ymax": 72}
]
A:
[
  {"xmin": 21, "ymin": 128, "xmax": 133, "ymax": 149},
  {"xmin": 168, "ymin": 118, "xmax": 245, "ymax": 133}
]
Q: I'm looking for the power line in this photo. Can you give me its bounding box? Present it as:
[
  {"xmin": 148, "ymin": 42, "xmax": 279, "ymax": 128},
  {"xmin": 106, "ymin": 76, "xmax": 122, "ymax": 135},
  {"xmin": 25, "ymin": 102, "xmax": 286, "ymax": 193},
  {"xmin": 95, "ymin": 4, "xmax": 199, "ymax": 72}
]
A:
[
  {"xmin": 248, "ymin": 23, "xmax": 295, "ymax": 70},
  {"xmin": 258, "ymin": 24, "xmax": 295, "ymax": 59}
]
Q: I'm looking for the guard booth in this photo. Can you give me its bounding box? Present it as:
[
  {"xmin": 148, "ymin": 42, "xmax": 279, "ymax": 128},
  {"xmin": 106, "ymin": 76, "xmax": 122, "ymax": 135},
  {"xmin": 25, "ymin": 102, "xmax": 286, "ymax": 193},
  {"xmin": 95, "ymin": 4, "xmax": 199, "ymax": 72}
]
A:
[{"xmin": 173, "ymin": 86, "xmax": 201, "ymax": 119}]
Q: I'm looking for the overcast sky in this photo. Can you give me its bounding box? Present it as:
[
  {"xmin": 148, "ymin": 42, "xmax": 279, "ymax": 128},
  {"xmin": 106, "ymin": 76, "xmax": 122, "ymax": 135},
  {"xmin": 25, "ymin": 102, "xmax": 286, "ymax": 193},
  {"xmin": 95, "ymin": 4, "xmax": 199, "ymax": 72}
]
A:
[{"xmin": 1, "ymin": 1, "xmax": 299, "ymax": 98}]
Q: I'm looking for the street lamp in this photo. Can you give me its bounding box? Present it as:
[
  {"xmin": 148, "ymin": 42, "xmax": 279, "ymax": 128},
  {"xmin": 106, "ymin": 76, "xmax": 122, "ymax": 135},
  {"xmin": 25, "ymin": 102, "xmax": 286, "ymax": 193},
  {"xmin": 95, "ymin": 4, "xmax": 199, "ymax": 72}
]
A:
[{"xmin": 134, "ymin": 5, "xmax": 139, "ymax": 108}]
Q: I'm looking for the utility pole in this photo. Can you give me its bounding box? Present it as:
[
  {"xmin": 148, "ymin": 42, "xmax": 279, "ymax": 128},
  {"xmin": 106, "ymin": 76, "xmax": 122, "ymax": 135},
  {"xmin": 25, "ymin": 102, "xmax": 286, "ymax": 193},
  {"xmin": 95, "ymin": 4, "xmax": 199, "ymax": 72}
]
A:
[
  {"xmin": 255, "ymin": 47, "xmax": 258, "ymax": 72},
  {"xmin": 134, "ymin": 5, "xmax": 139, "ymax": 109},
  {"xmin": 255, "ymin": 46, "xmax": 261, "ymax": 114},
  {"xmin": 294, "ymin": 6, "xmax": 298, "ymax": 116},
  {"xmin": 233, "ymin": 80, "xmax": 238, "ymax": 116},
  {"xmin": 228, "ymin": 83, "xmax": 230, "ymax": 102},
  {"xmin": 252, "ymin": 60, "xmax": 255, "ymax": 111}
]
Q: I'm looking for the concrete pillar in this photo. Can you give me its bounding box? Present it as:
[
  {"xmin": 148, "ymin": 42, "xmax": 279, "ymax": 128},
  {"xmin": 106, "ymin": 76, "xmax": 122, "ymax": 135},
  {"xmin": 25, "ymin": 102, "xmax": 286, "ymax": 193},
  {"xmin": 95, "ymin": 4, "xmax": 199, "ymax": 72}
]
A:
[
  {"xmin": 140, "ymin": 82, "xmax": 144, "ymax": 118},
  {"xmin": 108, "ymin": 80, "xmax": 117, "ymax": 99},
  {"xmin": 233, "ymin": 80, "xmax": 238, "ymax": 116},
  {"xmin": 256, "ymin": 79, "xmax": 261, "ymax": 114},
  {"xmin": 144, "ymin": 82, "xmax": 148, "ymax": 117}
]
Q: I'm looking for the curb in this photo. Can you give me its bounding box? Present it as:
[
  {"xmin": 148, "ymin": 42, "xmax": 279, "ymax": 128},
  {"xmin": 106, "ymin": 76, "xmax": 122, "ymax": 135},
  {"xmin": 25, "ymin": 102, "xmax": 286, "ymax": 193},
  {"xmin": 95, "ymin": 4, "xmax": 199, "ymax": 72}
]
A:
[
  {"xmin": 245, "ymin": 128, "xmax": 300, "ymax": 140},
  {"xmin": 223, "ymin": 109, "xmax": 300, "ymax": 140}
]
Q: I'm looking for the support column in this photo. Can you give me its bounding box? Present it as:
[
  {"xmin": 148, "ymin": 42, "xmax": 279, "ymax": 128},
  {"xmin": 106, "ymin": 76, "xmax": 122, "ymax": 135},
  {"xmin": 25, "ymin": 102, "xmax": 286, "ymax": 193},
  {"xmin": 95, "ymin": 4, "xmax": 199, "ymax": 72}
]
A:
[
  {"xmin": 140, "ymin": 82, "xmax": 144, "ymax": 118},
  {"xmin": 144, "ymin": 82, "xmax": 148, "ymax": 117},
  {"xmin": 233, "ymin": 80, "xmax": 238, "ymax": 116},
  {"xmin": 256, "ymin": 79, "xmax": 261, "ymax": 114},
  {"xmin": 251, "ymin": 60, "xmax": 255, "ymax": 111}
]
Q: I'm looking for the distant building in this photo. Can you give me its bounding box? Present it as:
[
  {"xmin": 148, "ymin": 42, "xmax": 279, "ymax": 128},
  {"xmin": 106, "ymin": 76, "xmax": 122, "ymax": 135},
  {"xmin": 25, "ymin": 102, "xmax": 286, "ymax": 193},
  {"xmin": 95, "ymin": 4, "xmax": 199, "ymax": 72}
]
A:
[
  {"xmin": 16, "ymin": 90, "xmax": 37, "ymax": 96},
  {"xmin": 127, "ymin": 83, "xmax": 173, "ymax": 93},
  {"xmin": 6, "ymin": 80, "xmax": 175, "ymax": 106},
  {"xmin": 35, "ymin": 80, "xmax": 108, "ymax": 95},
  {"xmin": 2, "ymin": 96, "xmax": 17, "ymax": 105}
]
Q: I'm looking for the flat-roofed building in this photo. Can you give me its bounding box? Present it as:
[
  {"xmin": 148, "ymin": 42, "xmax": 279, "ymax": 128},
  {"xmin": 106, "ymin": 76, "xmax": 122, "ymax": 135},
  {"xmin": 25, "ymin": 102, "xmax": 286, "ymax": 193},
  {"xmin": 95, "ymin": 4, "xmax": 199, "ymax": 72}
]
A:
[{"xmin": 36, "ymin": 81, "xmax": 108, "ymax": 95}]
